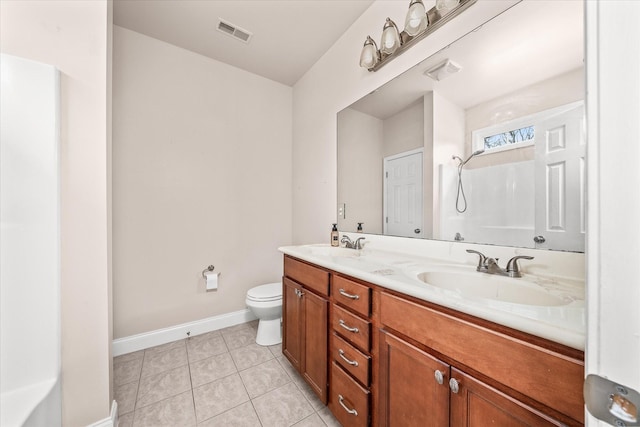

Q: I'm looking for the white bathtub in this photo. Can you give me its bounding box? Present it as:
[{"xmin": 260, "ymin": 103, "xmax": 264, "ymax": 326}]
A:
[{"xmin": 0, "ymin": 54, "xmax": 62, "ymax": 427}]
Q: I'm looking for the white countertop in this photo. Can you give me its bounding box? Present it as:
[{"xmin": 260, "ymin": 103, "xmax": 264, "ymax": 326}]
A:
[{"xmin": 279, "ymin": 242, "xmax": 585, "ymax": 351}]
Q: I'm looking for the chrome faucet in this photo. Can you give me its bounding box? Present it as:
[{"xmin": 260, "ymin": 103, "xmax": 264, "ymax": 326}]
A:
[
  {"xmin": 466, "ymin": 249, "xmax": 533, "ymax": 278},
  {"xmin": 341, "ymin": 236, "xmax": 366, "ymax": 250}
]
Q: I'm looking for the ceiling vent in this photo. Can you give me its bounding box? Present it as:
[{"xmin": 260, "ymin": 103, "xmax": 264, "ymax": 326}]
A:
[
  {"xmin": 424, "ymin": 59, "xmax": 462, "ymax": 81},
  {"xmin": 217, "ymin": 19, "xmax": 253, "ymax": 44}
]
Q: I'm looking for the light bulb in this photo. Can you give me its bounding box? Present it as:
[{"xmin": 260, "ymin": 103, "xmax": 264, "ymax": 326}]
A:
[
  {"xmin": 380, "ymin": 18, "xmax": 401, "ymax": 55},
  {"xmin": 404, "ymin": 0, "xmax": 428, "ymax": 37},
  {"xmin": 359, "ymin": 36, "xmax": 379, "ymax": 69},
  {"xmin": 435, "ymin": 0, "xmax": 460, "ymax": 11}
]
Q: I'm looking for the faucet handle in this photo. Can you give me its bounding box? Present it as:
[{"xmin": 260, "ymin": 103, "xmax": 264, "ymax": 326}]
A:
[
  {"xmin": 466, "ymin": 249, "xmax": 487, "ymax": 271},
  {"xmin": 354, "ymin": 237, "xmax": 366, "ymax": 250},
  {"xmin": 505, "ymin": 255, "xmax": 534, "ymax": 277}
]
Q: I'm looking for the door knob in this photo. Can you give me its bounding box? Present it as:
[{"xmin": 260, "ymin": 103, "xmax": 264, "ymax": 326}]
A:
[
  {"xmin": 533, "ymin": 235, "xmax": 546, "ymax": 243},
  {"xmin": 414, "ymin": 228, "xmax": 421, "ymax": 234}
]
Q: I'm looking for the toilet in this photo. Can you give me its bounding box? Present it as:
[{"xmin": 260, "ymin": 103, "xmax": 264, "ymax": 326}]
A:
[{"xmin": 246, "ymin": 282, "xmax": 282, "ymax": 346}]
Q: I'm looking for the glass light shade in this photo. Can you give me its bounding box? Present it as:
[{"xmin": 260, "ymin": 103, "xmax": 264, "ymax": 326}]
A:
[
  {"xmin": 404, "ymin": 0, "xmax": 428, "ymax": 37},
  {"xmin": 380, "ymin": 18, "xmax": 401, "ymax": 55},
  {"xmin": 435, "ymin": 0, "xmax": 460, "ymax": 11},
  {"xmin": 359, "ymin": 36, "xmax": 379, "ymax": 69}
]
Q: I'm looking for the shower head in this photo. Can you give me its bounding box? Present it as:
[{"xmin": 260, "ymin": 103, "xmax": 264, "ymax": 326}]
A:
[
  {"xmin": 461, "ymin": 149, "xmax": 485, "ymax": 166},
  {"xmin": 453, "ymin": 149, "xmax": 485, "ymax": 167}
]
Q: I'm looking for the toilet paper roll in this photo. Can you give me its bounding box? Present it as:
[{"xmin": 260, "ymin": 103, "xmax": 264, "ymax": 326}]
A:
[{"xmin": 205, "ymin": 271, "xmax": 219, "ymax": 291}]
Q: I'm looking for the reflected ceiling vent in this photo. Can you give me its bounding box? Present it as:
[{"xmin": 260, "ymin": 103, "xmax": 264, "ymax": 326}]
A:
[
  {"xmin": 217, "ymin": 18, "xmax": 253, "ymax": 43},
  {"xmin": 424, "ymin": 59, "xmax": 462, "ymax": 81}
]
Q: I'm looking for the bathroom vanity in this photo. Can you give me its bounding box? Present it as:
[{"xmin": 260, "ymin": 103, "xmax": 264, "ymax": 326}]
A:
[{"xmin": 280, "ymin": 243, "xmax": 585, "ymax": 427}]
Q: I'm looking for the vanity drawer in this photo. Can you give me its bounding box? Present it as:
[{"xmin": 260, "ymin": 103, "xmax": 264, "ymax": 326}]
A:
[
  {"xmin": 332, "ymin": 333, "xmax": 371, "ymax": 386},
  {"xmin": 284, "ymin": 256, "xmax": 330, "ymax": 296},
  {"xmin": 329, "ymin": 362, "xmax": 370, "ymax": 427},
  {"xmin": 379, "ymin": 292, "xmax": 585, "ymax": 423},
  {"xmin": 332, "ymin": 304, "xmax": 371, "ymax": 352},
  {"xmin": 332, "ymin": 275, "xmax": 371, "ymax": 317}
]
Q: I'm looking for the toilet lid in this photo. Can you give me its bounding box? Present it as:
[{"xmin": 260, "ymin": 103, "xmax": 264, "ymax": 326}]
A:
[{"xmin": 247, "ymin": 282, "xmax": 282, "ymax": 302}]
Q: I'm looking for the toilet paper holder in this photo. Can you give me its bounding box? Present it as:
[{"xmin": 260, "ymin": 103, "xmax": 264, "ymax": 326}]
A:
[{"xmin": 201, "ymin": 265, "xmax": 215, "ymax": 278}]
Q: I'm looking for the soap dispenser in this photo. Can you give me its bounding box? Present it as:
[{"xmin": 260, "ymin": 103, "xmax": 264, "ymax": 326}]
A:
[
  {"xmin": 331, "ymin": 224, "xmax": 339, "ymax": 247},
  {"xmin": 357, "ymin": 222, "xmax": 364, "ymax": 233}
]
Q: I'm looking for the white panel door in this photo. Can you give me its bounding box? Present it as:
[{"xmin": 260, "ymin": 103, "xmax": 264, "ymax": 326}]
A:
[
  {"xmin": 384, "ymin": 149, "xmax": 423, "ymax": 238},
  {"xmin": 534, "ymin": 103, "xmax": 585, "ymax": 251}
]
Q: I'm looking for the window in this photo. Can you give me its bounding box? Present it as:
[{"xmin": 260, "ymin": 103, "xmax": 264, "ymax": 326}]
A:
[
  {"xmin": 472, "ymin": 117, "xmax": 537, "ymax": 154},
  {"xmin": 483, "ymin": 125, "xmax": 535, "ymax": 149}
]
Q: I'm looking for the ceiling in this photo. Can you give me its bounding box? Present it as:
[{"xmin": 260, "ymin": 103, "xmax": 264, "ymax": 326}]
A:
[{"xmin": 113, "ymin": 0, "xmax": 375, "ymax": 86}]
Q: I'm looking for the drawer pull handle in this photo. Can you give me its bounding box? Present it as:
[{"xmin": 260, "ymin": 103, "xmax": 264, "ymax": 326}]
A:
[
  {"xmin": 434, "ymin": 370, "xmax": 444, "ymax": 385},
  {"xmin": 338, "ymin": 394, "xmax": 358, "ymax": 416},
  {"xmin": 339, "ymin": 289, "xmax": 360, "ymax": 300},
  {"xmin": 449, "ymin": 378, "xmax": 460, "ymax": 394},
  {"xmin": 339, "ymin": 319, "xmax": 359, "ymax": 333},
  {"xmin": 338, "ymin": 349, "xmax": 359, "ymax": 366}
]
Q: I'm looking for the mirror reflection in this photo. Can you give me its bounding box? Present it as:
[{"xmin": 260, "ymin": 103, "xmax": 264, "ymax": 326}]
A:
[{"xmin": 337, "ymin": 0, "xmax": 584, "ymax": 251}]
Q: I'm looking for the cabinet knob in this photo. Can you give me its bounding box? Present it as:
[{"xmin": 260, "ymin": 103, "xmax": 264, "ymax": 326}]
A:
[
  {"xmin": 434, "ymin": 370, "xmax": 444, "ymax": 385},
  {"xmin": 338, "ymin": 394, "xmax": 358, "ymax": 416},
  {"xmin": 449, "ymin": 378, "xmax": 460, "ymax": 394},
  {"xmin": 294, "ymin": 288, "xmax": 304, "ymax": 298}
]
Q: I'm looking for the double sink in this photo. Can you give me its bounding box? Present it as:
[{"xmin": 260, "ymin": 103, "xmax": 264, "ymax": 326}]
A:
[{"xmin": 300, "ymin": 244, "xmax": 577, "ymax": 308}]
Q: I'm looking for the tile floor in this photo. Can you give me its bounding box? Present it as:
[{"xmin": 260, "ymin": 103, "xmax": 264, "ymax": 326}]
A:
[{"xmin": 114, "ymin": 321, "xmax": 342, "ymax": 427}]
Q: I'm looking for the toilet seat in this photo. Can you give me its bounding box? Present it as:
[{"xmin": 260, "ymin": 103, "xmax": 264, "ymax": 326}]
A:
[{"xmin": 247, "ymin": 282, "xmax": 281, "ymax": 302}]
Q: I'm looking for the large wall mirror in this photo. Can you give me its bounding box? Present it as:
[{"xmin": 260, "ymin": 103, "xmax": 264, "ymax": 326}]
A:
[{"xmin": 337, "ymin": 0, "xmax": 584, "ymax": 252}]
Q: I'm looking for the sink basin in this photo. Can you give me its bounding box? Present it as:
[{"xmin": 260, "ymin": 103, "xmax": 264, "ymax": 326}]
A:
[
  {"xmin": 417, "ymin": 271, "xmax": 566, "ymax": 306},
  {"xmin": 306, "ymin": 245, "xmax": 360, "ymax": 258}
]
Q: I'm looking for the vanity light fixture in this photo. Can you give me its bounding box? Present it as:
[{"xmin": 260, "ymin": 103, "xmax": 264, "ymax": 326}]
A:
[
  {"xmin": 424, "ymin": 58, "xmax": 462, "ymax": 81},
  {"xmin": 359, "ymin": 0, "xmax": 476, "ymax": 72}
]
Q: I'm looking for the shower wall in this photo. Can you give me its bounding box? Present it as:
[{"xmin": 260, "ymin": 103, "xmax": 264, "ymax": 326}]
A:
[
  {"xmin": 0, "ymin": 53, "xmax": 61, "ymax": 427},
  {"xmin": 440, "ymin": 161, "xmax": 535, "ymax": 247}
]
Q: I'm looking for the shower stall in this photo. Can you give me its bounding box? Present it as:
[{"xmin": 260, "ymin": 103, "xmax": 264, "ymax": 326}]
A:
[{"xmin": 1, "ymin": 53, "xmax": 62, "ymax": 427}]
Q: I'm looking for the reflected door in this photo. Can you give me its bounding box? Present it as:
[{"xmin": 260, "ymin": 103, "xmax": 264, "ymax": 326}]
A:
[
  {"xmin": 384, "ymin": 149, "xmax": 423, "ymax": 238},
  {"xmin": 534, "ymin": 102, "xmax": 585, "ymax": 251}
]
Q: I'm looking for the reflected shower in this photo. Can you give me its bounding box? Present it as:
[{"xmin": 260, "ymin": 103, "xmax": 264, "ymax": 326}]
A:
[{"xmin": 453, "ymin": 149, "xmax": 484, "ymax": 213}]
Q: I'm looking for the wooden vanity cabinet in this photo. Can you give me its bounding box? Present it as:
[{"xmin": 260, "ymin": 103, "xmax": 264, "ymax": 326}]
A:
[
  {"xmin": 282, "ymin": 255, "xmax": 585, "ymax": 426},
  {"xmin": 282, "ymin": 257, "xmax": 330, "ymax": 403}
]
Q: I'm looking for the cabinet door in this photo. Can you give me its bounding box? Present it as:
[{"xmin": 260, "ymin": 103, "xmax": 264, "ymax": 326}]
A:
[
  {"xmin": 302, "ymin": 288, "xmax": 329, "ymax": 403},
  {"xmin": 283, "ymin": 278, "xmax": 303, "ymax": 371},
  {"xmin": 378, "ymin": 331, "xmax": 449, "ymax": 427},
  {"xmin": 449, "ymin": 368, "xmax": 565, "ymax": 427}
]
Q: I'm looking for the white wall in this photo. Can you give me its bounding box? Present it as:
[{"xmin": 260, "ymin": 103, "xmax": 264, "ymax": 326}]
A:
[
  {"xmin": 0, "ymin": 1, "xmax": 112, "ymax": 425},
  {"xmin": 382, "ymin": 100, "xmax": 423, "ymax": 157},
  {"xmin": 431, "ymin": 91, "xmax": 466, "ymax": 238},
  {"xmin": 292, "ymin": 0, "xmax": 520, "ymax": 244},
  {"xmin": 337, "ymin": 108, "xmax": 384, "ymax": 233},
  {"xmin": 112, "ymin": 27, "xmax": 292, "ymax": 338}
]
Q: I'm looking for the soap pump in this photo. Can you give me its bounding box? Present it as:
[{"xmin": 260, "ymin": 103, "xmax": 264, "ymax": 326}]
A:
[
  {"xmin": 357, "ymin": 222, "xmax": 364, "ymax": 233},
  {"xmin": 331, "ymin": 224, "xmax": 339, "ymax": 247}
]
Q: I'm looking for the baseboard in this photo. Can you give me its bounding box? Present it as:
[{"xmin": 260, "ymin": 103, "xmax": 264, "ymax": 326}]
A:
[
  {"xmin": 112, "ymin": 309, "xmax": 257, "ymax": 357},
  {"xmin": 88, "ymin": 400, "xmax": 117, "ymax": 427}
]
